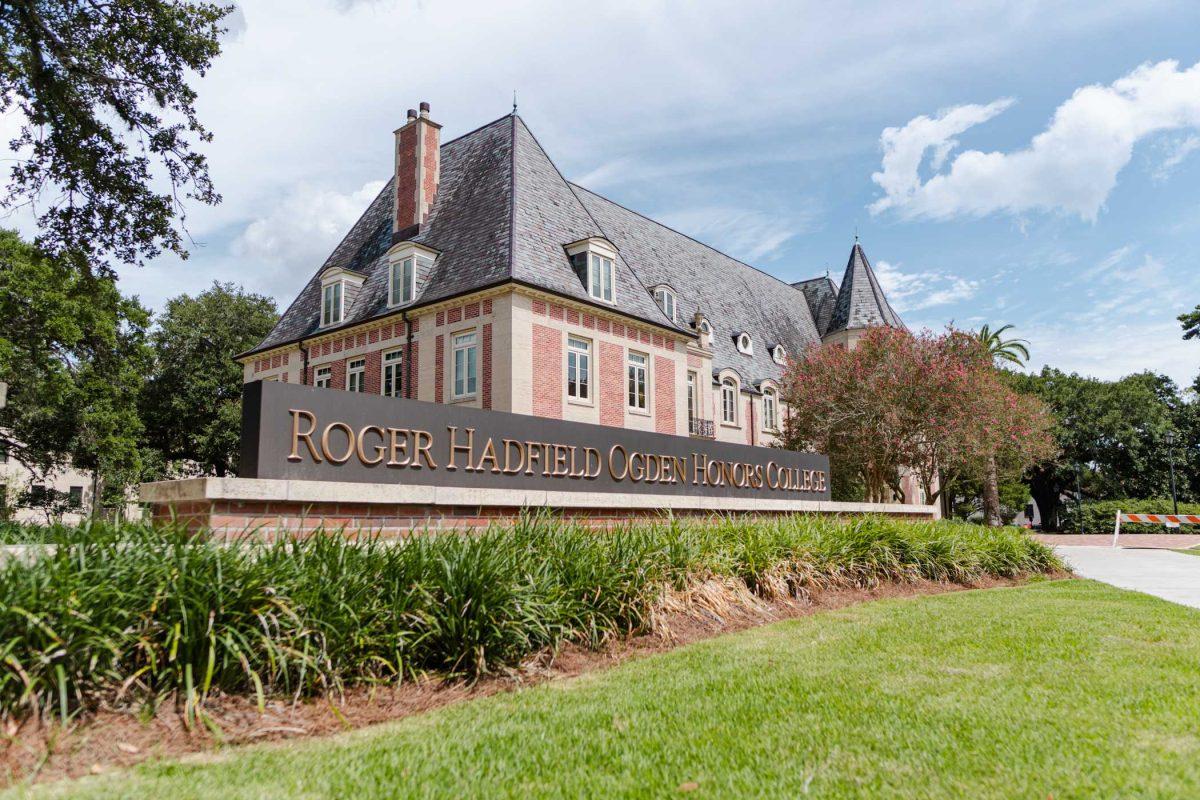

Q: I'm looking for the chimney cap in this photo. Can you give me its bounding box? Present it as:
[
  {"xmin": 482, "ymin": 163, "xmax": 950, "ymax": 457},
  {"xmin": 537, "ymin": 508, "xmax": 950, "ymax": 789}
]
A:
[
  {"xmin": 419, "ymin": 101, "xmax": 430, "ymax": 112},
  {"xmin": 406, "ymin": 108, "xmax": 417, "ymax": 120}
]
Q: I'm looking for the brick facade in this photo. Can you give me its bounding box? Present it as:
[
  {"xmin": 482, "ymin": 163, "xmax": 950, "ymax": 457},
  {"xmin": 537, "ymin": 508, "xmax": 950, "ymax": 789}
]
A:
[
  {"xmin": 600, "ymin": 341, "xmax": 625, "ymax": 428},
  {"xmin": 654, "ymin": 355, "xmax": 676, "ymax": 434},
  {"xmin": 532, "ymin": 323, "xmax": 563, "ymax": 419}
]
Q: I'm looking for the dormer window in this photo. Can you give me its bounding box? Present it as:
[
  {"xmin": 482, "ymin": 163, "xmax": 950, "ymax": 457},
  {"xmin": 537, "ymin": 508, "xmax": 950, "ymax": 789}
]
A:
[
  {"xmin": 735, "ymin": 332, "xmax": 753, "ymax": 355},
  {"xmin": 386, "ymin": 242, "xmax": 438, "ymax": 308},
  {"xmin": 772, "ymin": 344, "xmax": 787, "ymax": 365},
  {"xmin": 322, "ymin": 282, "xmax": 342, "ymax": 327},
  {"xmin": 654, "ymin": 286, "xmax": 677, "ymax": 321},
  {"xmin": 698, "ymin": 318, "xmax": 712, "ymax": 347},
  {"xmin": 319, "ymin": 267, "xmax": 364, "ymax": 328},
  {"xmin": 565, "ymin": 237, "xmax": 617, "ymax": 304}
]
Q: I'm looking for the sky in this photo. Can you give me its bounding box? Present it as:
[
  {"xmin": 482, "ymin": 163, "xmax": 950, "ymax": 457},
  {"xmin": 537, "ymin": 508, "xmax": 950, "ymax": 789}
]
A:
[{"xmin": 6, "ymin": 0, "xmax": 1200, "ymax": 386}]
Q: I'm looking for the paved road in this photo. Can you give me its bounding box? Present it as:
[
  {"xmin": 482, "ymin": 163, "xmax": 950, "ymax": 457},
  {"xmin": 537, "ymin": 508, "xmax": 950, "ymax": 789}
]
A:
[{"xmin": 1055, "ymin": 546, "xmax": 1200, "ymax": 610}]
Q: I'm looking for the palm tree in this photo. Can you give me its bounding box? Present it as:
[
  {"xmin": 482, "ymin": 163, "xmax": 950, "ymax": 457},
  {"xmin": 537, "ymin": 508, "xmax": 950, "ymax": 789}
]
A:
[
  {"xmin": 976, "ymin": 323, "xmax": 1030, "ymax": 367},
  {"xmin": 975, "ymin": 324, "xmax": 1030, "ymax": 526}
]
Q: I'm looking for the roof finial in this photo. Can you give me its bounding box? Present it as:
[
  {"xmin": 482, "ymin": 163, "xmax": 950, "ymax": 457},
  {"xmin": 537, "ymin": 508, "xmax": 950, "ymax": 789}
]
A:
[
  {"xmin": 854, "ymin": 226, "xmax": 859, "ymax": 244},
  {"xmin": 512, "ymin": 90, "xmax": 518, "ymax": 115}
]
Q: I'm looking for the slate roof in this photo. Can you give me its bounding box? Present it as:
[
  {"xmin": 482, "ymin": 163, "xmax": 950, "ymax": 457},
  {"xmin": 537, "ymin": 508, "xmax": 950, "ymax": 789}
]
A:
[
  {"xmin": 247, "ymin": 112, "xmax": 904, "ymax": 386},
  {"xmin": 791, "ymin": 275, "xmax": 839, "ymax": 337},
  {"xmin": 572, "ymin": 185, "xmax": 824, "ymax": 388},
  {"xmin": 826, "ymin": 242, "xmax": 905, "ymax": 334}
]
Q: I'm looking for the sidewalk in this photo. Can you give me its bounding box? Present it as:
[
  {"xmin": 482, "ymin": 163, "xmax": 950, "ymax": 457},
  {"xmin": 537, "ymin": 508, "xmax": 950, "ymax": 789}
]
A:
[{"xmin": 1054, "ymin": 546, "xmax": 1200, "ymax": 610}]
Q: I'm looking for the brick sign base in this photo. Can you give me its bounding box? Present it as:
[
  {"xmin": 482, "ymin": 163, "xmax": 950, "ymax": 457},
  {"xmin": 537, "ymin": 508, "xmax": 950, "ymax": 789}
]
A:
[{"xmin": 141, "ymin": 477, "xmax": 939, "ymax": 540}]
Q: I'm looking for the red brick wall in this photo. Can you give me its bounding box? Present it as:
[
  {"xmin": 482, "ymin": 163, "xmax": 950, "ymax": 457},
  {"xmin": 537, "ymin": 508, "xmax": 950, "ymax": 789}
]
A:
[
  {"xmin": 482, "ymin": 322, "xmax": 493, "ymax": 410},
  {"xmin": 364, "ymin": 351, "xmax": 381, "ymax": 394},
  {"xmin": 421, "ymin": 122, "xmax": 439, "ymax": 223},
  {"xmin": 406, "ymin": 340, "xmax": 418, "ymax": 400},
  {"xmin": 395, "ymin": 124, "xmax": 417, "ymax": 229},
  {"xmin": 654, "ymin": 355, "xmax": 676, "ymax": 434},
  {"xmin": 434, "ymin": 334, "xmax": 444, "ymax": 403},
  {"xmin": 532, "ymin": 323, "xmax": 562, "ymax": 419},
  {"xmin": 329, "ymin": 359, "xmax": 346, "ymax": 391},
  {"xmin": 600, "ymin": 341, "xmax": 624, "ymax": 428}
]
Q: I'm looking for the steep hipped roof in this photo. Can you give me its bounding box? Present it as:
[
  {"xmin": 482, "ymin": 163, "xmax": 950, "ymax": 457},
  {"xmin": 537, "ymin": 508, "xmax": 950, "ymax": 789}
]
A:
[
  {"xmin": 826, "ymin": 242, "xmax": 904, "ymax": 334},
  {"xmin": 250, "ymin": 114, "xmax": 677, "ymax": 355},
  {"xmin": 791, "ymin": 275, "xmax": 839, "ymax": 336},
  {"xmin": 573, "ymin": 185, "xmax": 823, "ymax": 387}
]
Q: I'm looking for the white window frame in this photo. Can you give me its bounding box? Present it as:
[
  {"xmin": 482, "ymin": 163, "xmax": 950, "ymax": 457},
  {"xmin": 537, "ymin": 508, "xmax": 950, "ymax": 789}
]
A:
[
  {"xmin": 452, "ymin": 330, "xmax": 478, "ymax": 400},
  {"xmin": 388, "ymin": 257, "xmax": 415, "ymax": 307},
  {"xmin": 698, "ymin": 319, "xmax": 712, "ymax": 347},
  {"xmin": 736, "ymin": 333, "xmax": 753, "ymax": 356},
  {"xmin": 314, "ymin": 365, "xmax": 332, "ymax": 389},
  {"xmin": 588, "ymin": 253, "xmax": 615, "ymax": 304},
  {"xmin": 762, "ymin": 387, "xmax": 778, "ymax": 431},
  {"xmin": 654, "ymin": 286, "xmax": 676, "ymax": 321},
  {"xmin": 687, "ymin": 371, "xmax": 697, "ymax": 421},
  {"xmin": 566, "ymin": 335, "xmax": 591, "ymax": 403},
  {"xmin": 627, "ymin": 350, "xmax": 648, "ymax": 413},
  {"xmin": 347, "ymin": 357, "xmax": 366, "ymax": 393},
  {"xmin": 382, "ymin": 348, "xmax": 404, "ymax": 398},
  {"xmin": 721, "ymin": 377, "xmax": 738, "ymax": 425},
  {"xmin": 321, "ymin": 282, "xmax": 343, "ymax": 327},
  {"xmin": 772, "ymin": 344, "xmax": 787, "ymax": 365}
]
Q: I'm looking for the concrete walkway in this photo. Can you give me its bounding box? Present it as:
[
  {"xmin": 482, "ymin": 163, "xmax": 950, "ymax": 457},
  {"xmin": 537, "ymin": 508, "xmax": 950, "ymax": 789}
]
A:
[{"xmin": 1055, "ymin": 546, "xmax": 1200, "ymax": 610}]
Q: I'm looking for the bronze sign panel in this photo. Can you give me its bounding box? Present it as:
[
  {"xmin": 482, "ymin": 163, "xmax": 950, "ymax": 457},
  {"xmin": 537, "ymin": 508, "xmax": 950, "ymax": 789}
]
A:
[{"xmin": 241, "ymin": 381, "xmax": 830, "ymax": 500}]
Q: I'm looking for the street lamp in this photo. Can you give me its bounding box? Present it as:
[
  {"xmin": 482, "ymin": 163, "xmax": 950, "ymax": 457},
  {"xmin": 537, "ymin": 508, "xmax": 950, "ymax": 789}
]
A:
[
  {"xmin": 1073, "ymin": 462, "xmax": 1084, "ymax": 536},
  {"xmin": 1165, "ymin": 430, "xmax": 1179, "ymax": 515}
]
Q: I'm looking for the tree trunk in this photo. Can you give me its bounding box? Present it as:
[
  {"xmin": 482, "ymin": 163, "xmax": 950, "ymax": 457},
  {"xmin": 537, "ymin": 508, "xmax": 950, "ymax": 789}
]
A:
[
  {"xmin": 1029, "ymin": 477, "xmax": 1061, "ymax": 532},
  {"xmin": 982, "ymin": 453, "xmax": 1002, "ymax": 527}
]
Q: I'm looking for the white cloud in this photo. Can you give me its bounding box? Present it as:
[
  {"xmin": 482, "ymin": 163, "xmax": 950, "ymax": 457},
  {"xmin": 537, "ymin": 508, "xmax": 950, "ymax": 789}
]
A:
[
  {"xmin": 1024, "ymin": 318, "xmax": 1197, "ymax": 385},
  {"xmin": 1152, "ymin": 134, "xmax": 1200, "ymax": 181},
  {"xmin": 656, "ymin": 205, "xmax": 812, "ymax": 263},
  {"xmin": 873, "ymin": 260, "xmax": 978, "ymax": 312},
  {"xmin": 870, "ymin": 59, "xmax": 1200, "ymax": 221},
  {"xmin": 232, "ymin": 180, "xmax": 385, "ymax": 266}
]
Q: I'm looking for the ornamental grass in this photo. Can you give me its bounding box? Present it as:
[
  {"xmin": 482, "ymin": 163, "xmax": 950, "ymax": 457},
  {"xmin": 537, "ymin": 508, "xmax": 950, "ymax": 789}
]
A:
[{"xmin": 0, "ymin": 513, "xmax": 1060, "ymax": 724}]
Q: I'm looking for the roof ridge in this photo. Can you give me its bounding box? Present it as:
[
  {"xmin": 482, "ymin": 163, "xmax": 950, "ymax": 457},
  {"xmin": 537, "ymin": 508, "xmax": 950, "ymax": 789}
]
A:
[
  {"xmin": 507, "ymin": 114, "xmax": 517, "ymax": 283},
  {"xmin": 569, "ymin": 181, "xmax": 812, "ymax": 301}
]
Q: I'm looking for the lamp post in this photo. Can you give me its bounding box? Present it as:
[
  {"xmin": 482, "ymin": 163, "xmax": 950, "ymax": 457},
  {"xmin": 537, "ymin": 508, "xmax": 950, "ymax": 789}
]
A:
[
  {"xmin": 1165, "ymin": 430, "xmax": 1179, "ymax": 515},
  {"xmin": 1074, "ymin": 462, "xmax": 1084, "ymax": 536}
]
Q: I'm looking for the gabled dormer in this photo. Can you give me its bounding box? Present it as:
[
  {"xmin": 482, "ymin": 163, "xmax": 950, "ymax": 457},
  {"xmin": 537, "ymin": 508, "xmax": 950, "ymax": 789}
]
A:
[
  {"xmin": 386, "ymin": 241, "xmax": 439, "ymax": 308},
  {"xmin": 319, "ymin": 267, "xmax": 366, "ymax": 328},
  {"xmin": 565, "ymin": 237, "xmax": 618, "ymax": 305}
]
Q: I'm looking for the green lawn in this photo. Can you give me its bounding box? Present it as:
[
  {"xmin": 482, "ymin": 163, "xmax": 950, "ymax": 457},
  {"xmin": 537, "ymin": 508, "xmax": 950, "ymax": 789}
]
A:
[
  {"xmin": 25, "ymin": 580, "xmax": 1200, "ymax": 799},
  {"xmin": 1175, "ymin": 548, "xmax": 1200, "ymax": 556}
]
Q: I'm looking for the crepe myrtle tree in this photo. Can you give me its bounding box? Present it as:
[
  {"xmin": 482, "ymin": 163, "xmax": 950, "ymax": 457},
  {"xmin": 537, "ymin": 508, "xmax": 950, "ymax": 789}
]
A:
[
  {"xmin": 780, "ymin": 326, "xmax": 1056, "ymax": 508},
  {"xmin": 0, "ymin": 0, "xmax": 232, "ymax": 268}
]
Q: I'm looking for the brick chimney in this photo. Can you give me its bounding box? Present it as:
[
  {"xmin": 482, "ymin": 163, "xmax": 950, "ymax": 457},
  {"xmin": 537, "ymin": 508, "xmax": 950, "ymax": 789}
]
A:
[{"xmin": 393, "ymin": 101, "xmax": 442, "ymax": 239}]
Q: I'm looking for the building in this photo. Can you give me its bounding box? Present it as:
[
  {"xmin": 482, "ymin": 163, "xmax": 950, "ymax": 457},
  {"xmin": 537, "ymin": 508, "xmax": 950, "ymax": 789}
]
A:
[
  {"xmin": 0, "ymin": 447, "xmax": 94, "ymax": 525},
  {"xmin": 239, "ymin": 103, "xmax": 905, "ymax": 454}
]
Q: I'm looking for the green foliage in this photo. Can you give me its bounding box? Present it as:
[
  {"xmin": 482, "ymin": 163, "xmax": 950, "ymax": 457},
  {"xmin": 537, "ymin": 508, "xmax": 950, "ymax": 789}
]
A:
[
  {"xmin": 1180, "ymin": 304, "xmax": 1200, "ymax": 341},
  {"xmin": 1059, "ymin": 499, "xmax": 1200, "ymax": 534},
  {"xmin": 1011, "ymin": 367, "xmax": 1194, "ymax": 529},
  {"xmin": 975, "ymin": 322, "xmax": 1030, "ymax": 366},
  {"xmin": 53, "ymin": 582, "xmax": 1200, "ymax": 800},
  {"xmin": 0, "ymin": 0, "xmax": 232, "ymax": 267},
  {"xmin": 139, "ymin": 282, "xmax": 278, "ymax": 477},
  {"xmin": 0, "ymin": 514, "xmax": 1058, "ymax": 721},
  {"xmin": 0, "ymin": 229, "xmax": 150, "ymax": 491}
]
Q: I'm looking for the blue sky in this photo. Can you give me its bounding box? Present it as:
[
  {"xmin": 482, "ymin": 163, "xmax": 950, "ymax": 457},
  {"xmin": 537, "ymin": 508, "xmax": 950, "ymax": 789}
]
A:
[{"xmin": 8, "ymin": 0, "xmax": 1199, "ymax": 384}]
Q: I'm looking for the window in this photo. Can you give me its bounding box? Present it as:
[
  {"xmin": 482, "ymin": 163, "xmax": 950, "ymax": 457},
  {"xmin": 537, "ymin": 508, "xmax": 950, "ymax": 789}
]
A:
[
  {"xmin": 627, "ymin": 351, "xmax": 648, "ymax": 411},
  {"xmin": 567, "ymin": 336, "xmax": 591, "ymax": 401},
  {"xmin": 721, "ymin": 378, "xmax": 737, "ymax": 424},
  {"xmin": 452, "ymin": 331, "xmax": 478, "ymax": 398},
  {"xmin": 772, "ymin": 344, "xmax": 787, "ymax": 365},
  {"xmin": 314, "ymin": 366, "xmax": 332, "ymax": 388},
  {"xmin": 347, "ymin": 358, "xmax": 366, "ymax": 393},
  {"xmin": 29, "ymin": 484, "xmax": 47, "ymax": 504},
  {"xmin": 762, "ymin": 388, "xmax": 778, "ymax": 431},
  {"xmin": 736, "ymin": 333, "xmax": 753, "ymax": 355},
  {"xmin": 0, "ymin": 446, "xmax": 7, "ymax": 464},
  {"xmin": 68, "ymin": 485, "xmax": 84, "ymax": 508},
  {"xmin": 698, "ymin": 319, "xmax": 712, "ymax": 347},
  {"xmin": 321, "ymin": 282, "xmax": 343, "ymax": 327},
  {"xmin": 389, "ymin": 257, "xmax": 415, "ymax": 306},
  {"xmin": 382, "ymin": 349, "xmax": 404, "ymax": 398},
  {"xmin": 588, "ymin": 253, "xmax": 614, "ymax": 303},
  {"xmin": 654, "ymin": 287, "xmax": 676, "ymax": 321},
  {"xmin": 687, "ymin": 371, "xmax": 697, "ymax": 420}
]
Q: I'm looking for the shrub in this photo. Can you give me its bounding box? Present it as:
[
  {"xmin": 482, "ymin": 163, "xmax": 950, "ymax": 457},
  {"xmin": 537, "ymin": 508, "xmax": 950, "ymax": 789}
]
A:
[
  {"xmin": 1058, "ymin": 499, "xmax": 1200, "ymax": 535},
  {"xmin": 0, "ymin": 514, "xmax": 1059, "ymax": 722}
]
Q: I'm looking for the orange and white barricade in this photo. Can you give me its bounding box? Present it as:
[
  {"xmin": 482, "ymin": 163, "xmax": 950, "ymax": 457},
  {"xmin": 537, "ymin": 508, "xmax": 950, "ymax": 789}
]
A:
[{"xmin": 1113, "ymin": 510, "xmax": 1200, "ymax": 547}]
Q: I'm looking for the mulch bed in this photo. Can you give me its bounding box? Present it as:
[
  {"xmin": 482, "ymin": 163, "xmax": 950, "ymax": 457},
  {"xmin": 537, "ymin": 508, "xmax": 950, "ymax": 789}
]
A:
[{"xmin": 0, "ymin": 574, "xmax": 1052, "ymax": 787}]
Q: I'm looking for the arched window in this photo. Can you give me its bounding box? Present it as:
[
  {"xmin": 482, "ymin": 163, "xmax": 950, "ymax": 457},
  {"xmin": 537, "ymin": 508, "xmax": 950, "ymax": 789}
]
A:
[
  {"xmin": 736, "ymin": 333, "xmax": 753, "ymax": 355},
  {"xmin": 653, "ymin": 286, "xmax": 676, "ymax": 322},
  {"xmin": 762, "ymin": 388, "xmax": 778, "ymax": 431},
  {"xmin": 772, "ymin": 344, "xmax": 787, "ymax": 365},
  {"xmin": 721, "ymin": 378, "xmax": 738, "ymax": 424},
  {"xmin": 698, "ymin": 319, "xmax": 712, "ymax": 347}
]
